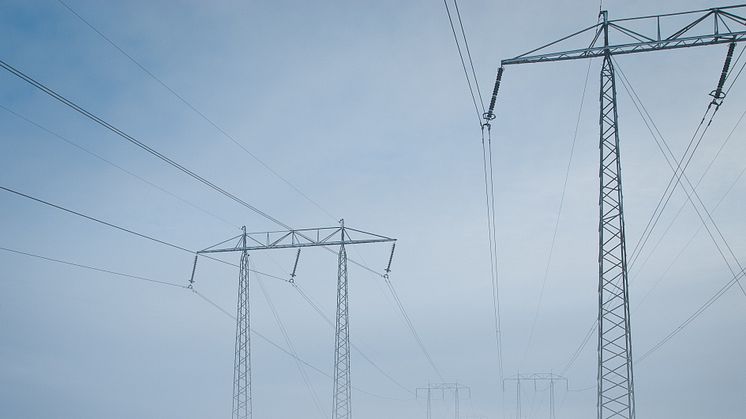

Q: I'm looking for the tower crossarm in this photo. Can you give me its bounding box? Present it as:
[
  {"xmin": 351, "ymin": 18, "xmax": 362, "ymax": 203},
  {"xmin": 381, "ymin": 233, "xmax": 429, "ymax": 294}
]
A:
[
  {"xmin": 197, "ymin": 226, "xmax": 395, "ymax": 254},
  {"xmin": 501, "ymin": 5, "xmax": 746, "ymax": 66}
]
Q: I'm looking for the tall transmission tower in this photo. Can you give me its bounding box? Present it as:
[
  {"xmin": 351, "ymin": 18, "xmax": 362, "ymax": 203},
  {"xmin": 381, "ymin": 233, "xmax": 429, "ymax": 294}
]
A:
[
  {"xmin": 417, "ymin": 382, "xmax": 471, "ymax": 419},
  {"xmin": 484, "ymin": 5, "xmax": 746, "ymax": 419},
  {"xmin": 190, "ymin": 221, "xmax": 396, "ymax": 419},
  {"xmin": 503, "ymin": 373, "xmax": 567, "ymax": 419}
]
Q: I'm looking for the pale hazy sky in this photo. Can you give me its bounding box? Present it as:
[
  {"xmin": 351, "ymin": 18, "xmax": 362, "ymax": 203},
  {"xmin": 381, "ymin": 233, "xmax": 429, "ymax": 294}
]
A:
[{"xmin": 1, "ymin": 1, "xmax": 745, "ymax": 418}]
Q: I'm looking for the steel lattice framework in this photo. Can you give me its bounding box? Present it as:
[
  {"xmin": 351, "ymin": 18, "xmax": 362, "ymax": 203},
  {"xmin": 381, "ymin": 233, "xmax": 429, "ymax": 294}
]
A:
[
  {"xmin": 502, "ymin": 373, "xmax": 568, "ymax": 419},
  {"xmin": 233, "ymin": 228, "xmax": 252, "ymax": 419},
  {"xmin": 190, "ymin": 221, "xmax": 395, "ymax": 419},
  {"xmin": 485, "ymin": 5, "xmax": 746, "ymax": 419},
  {"xmin": 416, "ymin": 382, "xmax": 471, "ymax": 419},
  {"xmin": 333, "ymin": 239, "xmax": 352, "ymax": 419},
  {"xmin": 597, "ymin": 44, "xmax": 634, "ymax": 419}
]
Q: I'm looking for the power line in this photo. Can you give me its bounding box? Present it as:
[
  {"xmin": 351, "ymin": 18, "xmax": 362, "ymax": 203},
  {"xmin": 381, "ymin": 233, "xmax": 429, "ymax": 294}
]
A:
[
  {"xmin": 452, "ymin": 0, "xmax": 485, "ymax": 111},
  {"xmin": 191, "ymin": 288, "xmax": 412, "ymax": 402},
  {"xmin": 523, "ymin": 57, "xmax": 593, "ymax": 367},
  {"xmin": 0, "ymin": 57, "xmax": 291, "ymax": 230},
  {"xmin": 0, "ymin": 104, "xmax": 239, "ymax": 230},
  {"xmin": 558, "ymin": 52, "xmax": 746, "ymax": 376},
  {"xmin": 0, "ymin": 57, "xmax": 388, "ymax": 282},
  {"xmin": 559, "ymin": 74, "xmax": 746, "ymax": 377},
  {"xmin": 613, "ymin": 60, "xmax": 746, "ymax": 297},
  {"xmin": 636, "ymin": 268, "xmax": 746, "ymax": 363},
  {"xmin": 0, "ymin": 245, "xmax": 186, "ymax": 289},
  {"xmin": 481, "ymin": 127, "xmax": 504, "ymax": 381},
  {"xmin": 1, "ymin": 241, "xmax": 406, "ymax": 402},
  {"xmin": 383, "ymin": 276, "xmax": 445, "ymax": 381},
  {"xmin": 559, "ymin": 320, "xmax": 596, "ymax": 376},
  {"xmin": 0, "ymin": 184, "xmax": 292, "ymax": 281},
  {"xmin": 54, "ymin": 0, "xmax": 337, "ymax": 222},
  {"xmin": 615, "ymin": 54, "xmax": 741, "ymax": 277},
  {"xmin": 3, "ymin": 186, "xmax": 420, "ymax": 402},
  {"xmin": 254, "ymin": 270, "xmax": 326, "ymax": 419},
  {"xmin": 442, "ymin": 0, "xmax": 483, "ymax": 124},
  {"xmin": 0, "ymin": 185, "xmax": 193, "ymax": 253},
  {"xmin": 635, "ymin": 161, "xmax": 746, "ymax": 308},
  {"xmin": 294, "ymin": 283, "xmax": 416, "ymax": 396}
]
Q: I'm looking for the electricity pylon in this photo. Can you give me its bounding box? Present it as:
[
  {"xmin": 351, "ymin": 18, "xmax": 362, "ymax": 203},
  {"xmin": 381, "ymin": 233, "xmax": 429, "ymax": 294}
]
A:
[
  {"xmin": 417, "ymin": 382, "xmax": 471, "ymax": 419},
  {"xmin": 484, "ymin": 5, "xmax": 746, "ymax": 419},
  {"xmin": 190, "ymin": 220, "xmax": 396, "ymax": 419},
  {"xmin": 503, "ymin": 373, "xmax": 567, "ymax": 419}
]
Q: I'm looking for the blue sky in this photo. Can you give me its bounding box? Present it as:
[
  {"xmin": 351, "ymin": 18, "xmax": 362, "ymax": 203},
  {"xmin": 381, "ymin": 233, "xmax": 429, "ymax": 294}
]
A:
[{"xmin": 1, "ymin": 1, "xmax": 746, "ymax": 418}]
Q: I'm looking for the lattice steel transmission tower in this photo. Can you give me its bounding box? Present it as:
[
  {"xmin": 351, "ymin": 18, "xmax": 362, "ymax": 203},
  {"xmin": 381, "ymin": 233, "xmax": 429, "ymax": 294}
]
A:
[
  {"xmin": 233, "ymin": 227, "xmax": 252, "ymax": 419},
  {"xmin": 190, "ymin": 221, "xmax": 395, "ymax": 419},
  {"xmin": 333, "ymin": 229, "xmax": 352, "ymax": 419},
  {"xmin": 484, "ymin": 5, "xmax": 746, "ymax": 419},
  {"xmin": 416, "ymin": 382, "xmax": 470, "ymax": 419},
  {"xmin": 503, "ymin": 373, "xmax": 567, "ymax": 419}
]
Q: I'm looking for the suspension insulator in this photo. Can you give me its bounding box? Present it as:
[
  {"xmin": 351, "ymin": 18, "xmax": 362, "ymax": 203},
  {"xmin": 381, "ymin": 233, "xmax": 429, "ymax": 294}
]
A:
[
  {"xmin": 484, "ymin": 66, "xmax": 504, "ymax": 121},
  {"xmin": 710, "ymin": 42, "xmax": 736, "ymax": 103}
]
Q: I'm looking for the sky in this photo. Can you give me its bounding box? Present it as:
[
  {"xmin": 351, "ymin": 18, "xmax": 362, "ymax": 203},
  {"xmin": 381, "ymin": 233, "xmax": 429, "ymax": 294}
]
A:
[{"xmin": 1, "ymin": 0, "xmax": 745, "ymax": 418}]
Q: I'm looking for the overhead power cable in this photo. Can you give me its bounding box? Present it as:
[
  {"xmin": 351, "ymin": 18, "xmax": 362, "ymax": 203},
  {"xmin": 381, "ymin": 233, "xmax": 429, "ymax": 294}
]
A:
[
  {"xmin": 191, "ymin": 288, "xmax": 411, "ymax": 401},
  {"xmin": 0, "ymin": 58, "xmax": 389, "ymax": 281},
  {"xmin": 0, "ymin": 58, "xmax": 291, "ymax": 230},
  {"xmin": 452, "ymin": 0, "xmax": 485, "ymax": 111},
  {"xmin": 383, "ymin": 276, "xmax": 445, "ymax": 381},
  {"xmin": 255, "ymin": 270, "xmax": 326, "ymax": 419},
  {"xmin": 55, "ymin": 0, "xmax": 337, "ymax": 222},
  {"xmin": 294, "ymin": 284, "xmax": 416, "ymax": 396},
  {"xmin": 636, "ymin": 160, "xmax": 746, "ymax": 308},
  {"xmin": 0, "ymin": 185, "xmax": 291, "ymax": 281},
  {"xmin": 613, "ymin": 60, "xmax": 746, "ymax": 297},
  {"xmin": 522, "ymin": 57, "xmax": 593, "ymax": 367},
  {"xmin": 443, "ymin": 0, "xmax": 484, "ymax": 125},
  {"xmin": 559, "ymin": 320, "xmax": 597, "ymax": 376},
  {"xmin": 636, "ymin": 268, "xmax": 746, "ymax": 363},
  {"xmin": 480, "ymin": 124, "xmax": 504, "ymax": 382},
  {"xmin": 0, "ymin": 245, "xmax": 186, "ymax": 289},
  {"xmin": 0, "ymin": 185, "xmax": 193, "ymax": 253},
  {"xmin": 1, "ymin": 242, "xmax": 404, "ymax": 402},
  {"xmin": 615, "ymin": 52, "xmax": 740, "ymax": 277},
  {"xmin": 0, "ymin": 104, "xmax": 239, "ymax": 230},
  {"xmin": 559, "ymin": 74, "xmax": 746, "ymax": 376}
]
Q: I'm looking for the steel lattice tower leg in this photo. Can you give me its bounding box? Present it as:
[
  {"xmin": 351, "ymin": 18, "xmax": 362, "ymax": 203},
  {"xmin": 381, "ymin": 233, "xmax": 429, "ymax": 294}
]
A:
[
  {"xmin": 233, "ymin": 227, "xmax": 252, "ymax": 419},
  {"xmin": 426, "ymin": 387, "xmax": 432, "ymax": 419},
  {"xmin": 332, "ymin": 241, "xmax": 352, "ymax": 419},
  {"xmin": 597, "ymin": 50, "xmax": 635, "ymax": 419}
]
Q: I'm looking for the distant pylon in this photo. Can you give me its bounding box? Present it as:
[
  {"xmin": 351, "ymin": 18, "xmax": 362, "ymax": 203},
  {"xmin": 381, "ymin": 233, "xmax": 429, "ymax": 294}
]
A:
[
  {"xmin": 416, "ymin": 382, "xmax": 470, "ymax": 419},
  {"xmin": 503, "ymin": 373, "xmax": 567, "ymax": 419}
]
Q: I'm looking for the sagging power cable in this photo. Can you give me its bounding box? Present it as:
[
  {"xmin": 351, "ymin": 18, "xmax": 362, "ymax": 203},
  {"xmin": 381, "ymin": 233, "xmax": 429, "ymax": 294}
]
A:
[
  {"xmin": 618, "ymin": 46, "xmax": 742, "ymax": 280},
  {"xmin": 0, "ymin": 185, "xmax": 290, "ymax": 282},
  {"xmin": 0, "ymin": 245, "xmax": 186, "ymax": 289},
  {"xmin": 1, "ymin": 241, "xmax": 407, "ymax": 402},
  {"xmin": 294, "ymin": 284, "xmax": 416, "ymax": 397},
  {"xmin": 55, "ymin": 0, "xmax": 338, "ymax": 223},
  {"xmin": 443, "ymin": 0, "xmax": 484, "ymax": 124},
  {"xmin": 255, "ymin": 269, "xmax": 326, "ymax": 419},
  {"xmin": 613, "ymin": 58, "xmax": 746, "ymax": 297},
  {"xmin": 0, "ymin": 58, "xmax": 291, "ymax": 230},
  {"xmin": 0, "ymin": 104, "xmax": 239, "ymax": 230},
  {"xmin": 522, "ymin": 57, "xmax": 594, "ymax": 367}
]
